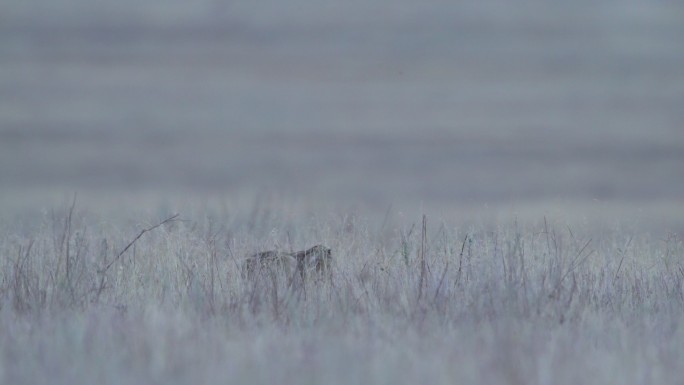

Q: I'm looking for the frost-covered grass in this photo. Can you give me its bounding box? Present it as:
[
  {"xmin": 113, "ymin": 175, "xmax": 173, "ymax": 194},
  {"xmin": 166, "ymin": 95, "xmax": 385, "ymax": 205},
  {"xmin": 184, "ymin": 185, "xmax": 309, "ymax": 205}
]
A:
[{"xmin": 1, "ymin": 203, "xmax": 683, "ymax": 385}]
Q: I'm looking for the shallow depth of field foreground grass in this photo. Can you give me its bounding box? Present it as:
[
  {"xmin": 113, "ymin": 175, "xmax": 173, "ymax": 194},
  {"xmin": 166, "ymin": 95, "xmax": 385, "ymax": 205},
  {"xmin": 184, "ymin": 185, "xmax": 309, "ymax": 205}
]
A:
[{"xmin": 1, "ymin": 205, "xmax": 683, "ymax": 385}]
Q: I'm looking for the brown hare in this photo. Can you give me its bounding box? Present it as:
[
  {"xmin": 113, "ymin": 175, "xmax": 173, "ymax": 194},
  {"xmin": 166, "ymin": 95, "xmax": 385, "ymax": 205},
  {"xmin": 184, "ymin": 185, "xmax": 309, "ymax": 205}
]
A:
[{"xmin": 243, "ymin": 245, "xmax": 332, "ymax": 283}]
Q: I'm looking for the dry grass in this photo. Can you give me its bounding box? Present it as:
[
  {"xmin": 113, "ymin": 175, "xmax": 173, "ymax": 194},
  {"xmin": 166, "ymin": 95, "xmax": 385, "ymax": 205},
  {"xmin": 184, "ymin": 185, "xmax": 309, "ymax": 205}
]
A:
[{"xmin": 0, "ymin": 202, "xmax": 683, "ymax": 385}]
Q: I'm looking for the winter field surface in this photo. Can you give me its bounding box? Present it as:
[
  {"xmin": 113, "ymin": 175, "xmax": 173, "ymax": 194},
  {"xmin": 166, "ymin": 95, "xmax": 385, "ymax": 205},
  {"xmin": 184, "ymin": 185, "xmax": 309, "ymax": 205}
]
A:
[
  {"xmin": 2, "ymin": 0, "xmax": 684, "ymax": 383},
  {"xmin": 1, "ymin": 201, "xmax": 683, "ymax": 385}
]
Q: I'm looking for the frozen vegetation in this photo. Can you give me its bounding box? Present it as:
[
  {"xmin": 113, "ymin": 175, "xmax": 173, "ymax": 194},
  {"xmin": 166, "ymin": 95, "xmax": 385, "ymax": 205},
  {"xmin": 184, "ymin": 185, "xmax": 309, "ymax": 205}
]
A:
[
  {"xmin": 1, "ymin": 202, "xmax": 682, "ymax": 385},
  {"xmin": 2, "ymin": 1, "xmax": 683, "ymax": 383}
]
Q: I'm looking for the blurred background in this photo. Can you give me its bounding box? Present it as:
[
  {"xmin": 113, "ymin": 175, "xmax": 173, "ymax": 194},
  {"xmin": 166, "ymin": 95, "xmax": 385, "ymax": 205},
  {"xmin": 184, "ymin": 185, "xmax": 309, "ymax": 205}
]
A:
[{"xmin": 1, "ymin": 0, "xmax": 683, "ymax": 228}]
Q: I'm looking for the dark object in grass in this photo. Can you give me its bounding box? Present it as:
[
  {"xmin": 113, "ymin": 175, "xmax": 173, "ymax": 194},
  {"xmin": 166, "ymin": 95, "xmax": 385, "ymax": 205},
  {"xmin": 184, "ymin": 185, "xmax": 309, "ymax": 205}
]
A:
[{"xmin": 244, "ymin": 245, "xmax": 332, "ymax": 282}]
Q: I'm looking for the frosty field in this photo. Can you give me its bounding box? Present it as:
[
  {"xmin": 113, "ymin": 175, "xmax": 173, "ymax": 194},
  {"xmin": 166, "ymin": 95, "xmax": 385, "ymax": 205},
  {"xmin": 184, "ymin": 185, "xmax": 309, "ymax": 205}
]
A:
[
  {"xmin": 1, "ymin": 202, "xmax": 683, "ymax": 385},
  {"xmin": 2, "ymin": 0, "xmax": 684, "ymax": 383}
]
